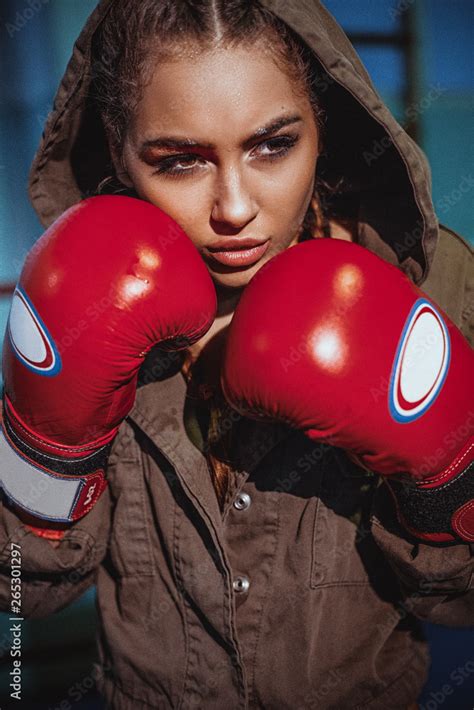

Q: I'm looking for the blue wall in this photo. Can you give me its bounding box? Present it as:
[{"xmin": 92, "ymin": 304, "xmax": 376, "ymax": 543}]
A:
[{"xmin": 326, "ymin": 0, "xmax": 474, "ymax": 240}]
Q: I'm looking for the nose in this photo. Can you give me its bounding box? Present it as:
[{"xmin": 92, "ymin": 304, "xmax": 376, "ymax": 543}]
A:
[{"xmin": 211, "ymin": 166, "xmax": 257, "ymax": 230}]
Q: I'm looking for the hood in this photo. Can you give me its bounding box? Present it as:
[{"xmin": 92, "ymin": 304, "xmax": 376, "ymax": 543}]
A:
[{"xmin": 28, "ymin": 0, "xmax": 439, "ymax": 285}]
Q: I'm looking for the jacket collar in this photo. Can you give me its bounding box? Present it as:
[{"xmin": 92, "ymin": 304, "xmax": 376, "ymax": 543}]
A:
[{"xmin": 127, "ymin": 368, "xmax": 292, "ymax": 522}]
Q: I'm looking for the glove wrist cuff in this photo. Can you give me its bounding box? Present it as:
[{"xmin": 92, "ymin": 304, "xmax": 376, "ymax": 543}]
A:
[
  {"xmin": 386, "ymin": 447, "xmax": 474, "ymax": 544},
  {"xmin": 0, "ymin": 408, "xmax": 109, "ymax": 524},
  {"xmin": 3, "ymin": 393, "xmax": 117, "ymax": 456}
]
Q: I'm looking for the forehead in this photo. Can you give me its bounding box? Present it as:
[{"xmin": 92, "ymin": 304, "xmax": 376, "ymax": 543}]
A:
[{"xmin": 131, "ymin": 46, "xmax": 309, "ymax": 142}]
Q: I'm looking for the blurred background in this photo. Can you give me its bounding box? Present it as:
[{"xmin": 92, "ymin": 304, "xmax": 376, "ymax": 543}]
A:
[{"xmin": 0, "ymin": 0, "xmax": 473, "ymax": 708}]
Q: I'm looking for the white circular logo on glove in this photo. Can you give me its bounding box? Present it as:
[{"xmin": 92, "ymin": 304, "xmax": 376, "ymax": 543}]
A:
[
  {"xmin": 7, "ymin": 286, "xmax": 62, "ymax": 376},
  {"xmin": 389, "ymin": 298, "xmax": 450, "ymax": 422}
]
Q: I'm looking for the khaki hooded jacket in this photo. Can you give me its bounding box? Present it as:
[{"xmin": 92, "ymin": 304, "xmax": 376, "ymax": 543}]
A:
[{"xmin": 0, "ymin": 1, "xmax": 473, "ymax": 709}]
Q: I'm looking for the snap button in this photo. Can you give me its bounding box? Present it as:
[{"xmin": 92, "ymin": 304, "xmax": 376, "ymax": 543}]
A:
[
  {"xmin": 232, "ymin": 575, "xmax": 250, "ymax": 594},
  {"xmin": 233, "ymin": 492, "xmax": 251, "ymax": 511}
]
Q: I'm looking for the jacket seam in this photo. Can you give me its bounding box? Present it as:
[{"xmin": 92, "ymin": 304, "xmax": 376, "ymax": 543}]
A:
[
  {"xmin": 129, "ymin": 408, "xmax": 248, "ymax": 704},
  {"xmin": 171, "ymin": 494, "xmax": 190, "ymax": 710},
  {"xmin": 247, "ymin": 492, "xmax": 281, "ymax": 706}
]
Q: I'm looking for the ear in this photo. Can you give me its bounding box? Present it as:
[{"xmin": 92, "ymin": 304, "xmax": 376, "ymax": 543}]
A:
[{"xmin": 107, "ymin": 134, "xmax": 134, "ymax": 189}]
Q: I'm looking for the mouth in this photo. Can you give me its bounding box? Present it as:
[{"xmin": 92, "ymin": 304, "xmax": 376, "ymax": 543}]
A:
[{"xmin": 205, "ymin": 238, "xmax": 270, "ymax": 269}]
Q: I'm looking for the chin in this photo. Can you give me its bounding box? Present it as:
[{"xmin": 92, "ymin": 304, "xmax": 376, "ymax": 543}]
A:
[
  {"xmin": 211, "ymin": 271, "xmax": 254, "ymax": 291},
  {"xmin": 210, "ymin": 259, "xmax": 271, "ymax": 290}
]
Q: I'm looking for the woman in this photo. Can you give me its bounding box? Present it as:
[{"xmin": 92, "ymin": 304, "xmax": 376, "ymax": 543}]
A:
[{"xmin": 0, "ymin": 1, "xmax": 472, "ymax": 708}]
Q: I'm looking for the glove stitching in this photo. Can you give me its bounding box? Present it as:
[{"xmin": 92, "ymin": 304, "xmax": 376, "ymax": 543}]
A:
[
  {"xmin": 7, "ymin": 414, "xmax": 108, "ymax": 455},
  {"xmin": 8, "ymin": 427, "xmax": 109, "ymax": 464},
  {"xmin": 453, "ymin": 500, "xmax": 474, "ymax": 537},
  {"xmin": 416, "ymin": 441, "xmax": 473, "ymax": 487}
]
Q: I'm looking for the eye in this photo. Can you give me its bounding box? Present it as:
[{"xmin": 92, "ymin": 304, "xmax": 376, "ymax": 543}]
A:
[
  {"xmin": 152, "ymin": 133, "xmax": 300, "ymax": 178},
  {"xmin": 153, "ymin": 154, "xmax": 203, "ymax": 178},
  {"xmin": 254, "ymin": 134, "xmax": 299, "ymax": 161}
]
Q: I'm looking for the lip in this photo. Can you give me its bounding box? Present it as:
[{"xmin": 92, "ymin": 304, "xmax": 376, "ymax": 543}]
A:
[
  {"xmin": 205, "ymin": 239, "xmax": 270, "ymax": 267},
  {"xmin": 208, "ymin": 237, "xmax": 268, "ymax": 251}
]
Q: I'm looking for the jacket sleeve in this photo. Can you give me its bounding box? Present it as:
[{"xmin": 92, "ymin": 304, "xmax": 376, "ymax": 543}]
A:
[
  {"xmin": 369, "ymin": 228, "xmax": 474, "ymax": 624},
  {"xmin": 370, "ymin": 480, "xmax": 474, "ymax": 626},
  {"xmin": 0, "ymin": 489, "xmax": 110, "ymax": 618},
  {"xmin": 0, "ymin": 420, "xmax": 129, "ymax": 618}
]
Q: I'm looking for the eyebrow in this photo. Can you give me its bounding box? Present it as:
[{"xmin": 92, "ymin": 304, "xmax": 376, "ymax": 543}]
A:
[{"xmin": 139, "ymin": 113, "xmax": 303, "ymax": 153}]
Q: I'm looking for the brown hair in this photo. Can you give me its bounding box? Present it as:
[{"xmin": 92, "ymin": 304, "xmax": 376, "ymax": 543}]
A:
[{"xmin": 90, "ymin": 0, "xmax": 341, "ymax": 505}]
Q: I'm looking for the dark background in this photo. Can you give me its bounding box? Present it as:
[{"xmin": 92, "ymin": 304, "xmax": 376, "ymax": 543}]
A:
[{"xmin": 0, "ymin": 1, "xmax": 473, "ymax": 708}]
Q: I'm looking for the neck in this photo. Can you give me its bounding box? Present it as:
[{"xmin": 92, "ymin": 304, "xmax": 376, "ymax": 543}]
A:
[
  {"xmin": 215, "ymin": 283, "xmax": 242, "ymax": 317},
  {"xmin": 185, "ymin": 283, "xmax": 242, "ymax": 364}
]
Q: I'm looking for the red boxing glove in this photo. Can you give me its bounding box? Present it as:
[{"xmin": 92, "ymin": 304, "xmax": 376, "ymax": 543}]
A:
[
  {"xmin": 1, "ymin": 195, "xmax": 216, "ymax": 536},
  {"xmin": 222, "ymin": 239, "xmax": 474, "ymax": 544}
]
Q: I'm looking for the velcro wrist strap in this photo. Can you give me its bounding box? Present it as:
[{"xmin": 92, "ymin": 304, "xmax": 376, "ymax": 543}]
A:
[
  {"xmin": 386, "ymin": 459, "xmax": 474, "ymax": 544},
  {"xmin": 0, "ymin": 424, "xmax": 109, "ymax": 523}
]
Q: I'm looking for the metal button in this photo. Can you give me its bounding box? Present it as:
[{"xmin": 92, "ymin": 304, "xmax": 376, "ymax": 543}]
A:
[
  {"xmin": 233, "ymin": 492, "xmax": 251, "ymax": 511},
  {"xmin": 232, "ymin": 575, "xmax": 250, "ymax": 594}
]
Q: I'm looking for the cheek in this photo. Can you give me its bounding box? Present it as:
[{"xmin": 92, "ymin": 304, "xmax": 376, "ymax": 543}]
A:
[
  {"xmin": 266, "ymin": 151, "xmax": 316, "ymax": 211},
  {"xmin": 264, "ymin": 175, "xmax": 315, "ymax": 250},
  {"xmin": 127, "ymin": 171, "xmax": 208, "ymax": 248},
  {"xmin": 267, "ymin": 175, "xmax": 314, "ymax": 234}
]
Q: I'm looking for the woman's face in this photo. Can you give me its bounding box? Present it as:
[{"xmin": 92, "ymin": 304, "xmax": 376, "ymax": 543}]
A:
[{"xmin": 117, "ymin": 45, "xmax": 319, "ymax": 291}]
